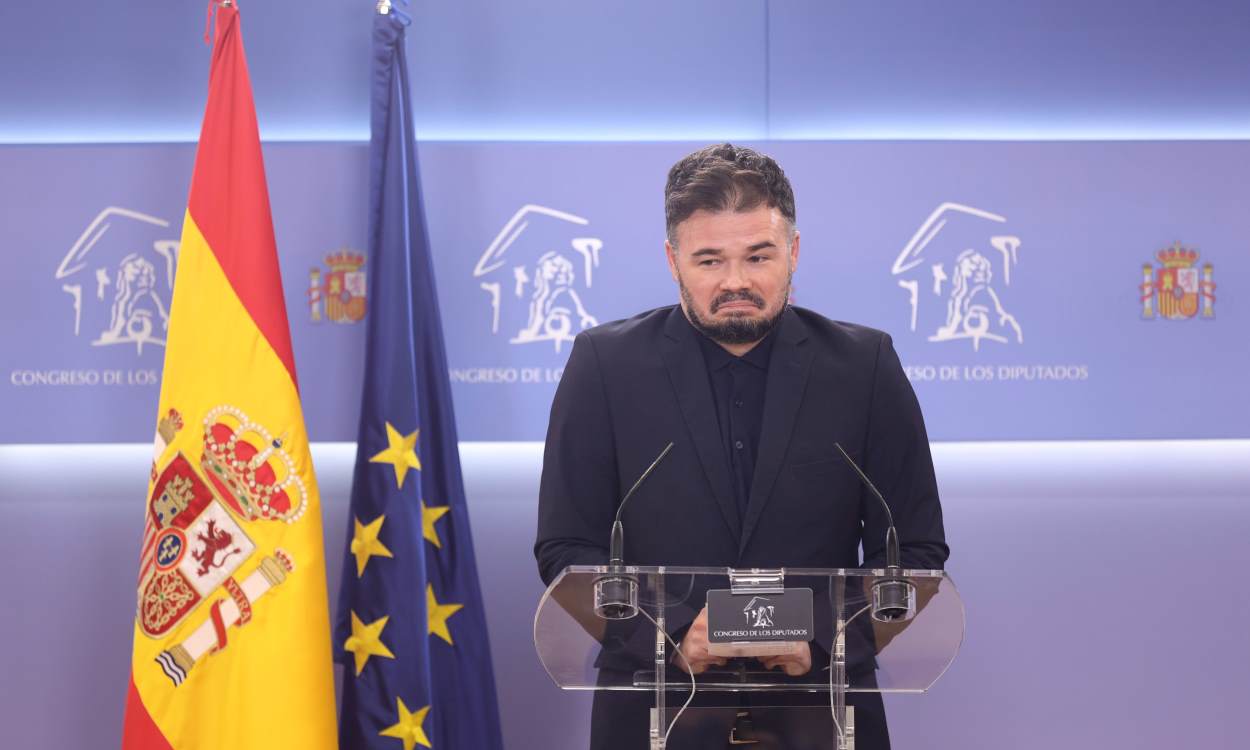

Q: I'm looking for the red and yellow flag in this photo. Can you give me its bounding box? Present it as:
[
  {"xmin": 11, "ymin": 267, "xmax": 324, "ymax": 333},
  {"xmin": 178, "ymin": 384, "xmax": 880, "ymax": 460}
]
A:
[{"xmin": 122, "ymin": 5, "xmax": 337, "ymax": 748}]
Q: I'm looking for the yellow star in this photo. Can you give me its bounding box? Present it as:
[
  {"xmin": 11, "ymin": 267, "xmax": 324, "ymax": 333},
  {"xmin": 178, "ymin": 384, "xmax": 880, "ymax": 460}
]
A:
[
  {"xmin": 370, "ymin": 422, "xmax": 421, "ymax": 489},
  {"xmin": 379, "ymin": 698, "xmax": 432, "ymax": 750},
  {"xmin": 422, "ymin": 502, "xmax": 451, "ymax": 549},
  {"xmin": 426, "ymin": 583, "xmax": 463, "ymax": 646},
  {"xmin": 351, "ymin": 514, "xmax": 394, "ymax": 577},
  {"xmin": 343, "ymin": 611, "xmax": 396, "ymax": 676}
]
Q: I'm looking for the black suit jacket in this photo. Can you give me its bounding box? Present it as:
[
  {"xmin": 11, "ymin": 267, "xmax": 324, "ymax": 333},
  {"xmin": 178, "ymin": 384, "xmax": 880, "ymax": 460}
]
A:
[{"xmin": 534, "ymin": 304, "xmax": 948, "ymax": 749}]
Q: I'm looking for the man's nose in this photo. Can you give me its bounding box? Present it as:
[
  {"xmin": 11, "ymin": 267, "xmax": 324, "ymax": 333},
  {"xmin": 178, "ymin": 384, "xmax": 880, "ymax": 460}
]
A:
[{"xmin": 720, "ymin": 262, "xmax": 750, "ymax": 290}]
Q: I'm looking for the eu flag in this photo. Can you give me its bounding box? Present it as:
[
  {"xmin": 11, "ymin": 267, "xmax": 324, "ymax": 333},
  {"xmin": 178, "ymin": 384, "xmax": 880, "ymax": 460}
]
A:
[{"xmin": 335, "ymin": 7, "xmax": 504, "ymax": 750}]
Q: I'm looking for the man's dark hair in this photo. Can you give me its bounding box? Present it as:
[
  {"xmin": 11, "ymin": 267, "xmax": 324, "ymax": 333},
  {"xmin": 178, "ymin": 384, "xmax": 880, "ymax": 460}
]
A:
[{"xmin": 664, "ymin": 143, "xmax": 796, "ymax": 246}]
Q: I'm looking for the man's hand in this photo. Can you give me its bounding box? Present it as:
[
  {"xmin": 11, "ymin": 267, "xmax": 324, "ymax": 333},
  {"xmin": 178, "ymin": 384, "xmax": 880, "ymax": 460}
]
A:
[
  {"xmin": 673, "ymin": 607, "xmax": 728, "ymax": 675},
  {"xmin": 757, "ymin": 642, "xmax": 812, "ymax": 676}
]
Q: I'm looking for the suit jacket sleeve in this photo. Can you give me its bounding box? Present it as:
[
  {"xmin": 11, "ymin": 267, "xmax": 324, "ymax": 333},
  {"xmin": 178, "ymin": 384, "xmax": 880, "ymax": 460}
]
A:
[
  {"xmin": 535, "ymin": 332, "xmax": 621, "ymax": 586},
  {"xmin": 860, "ymin": 333, "xmax": 949, "ymax": 570}
]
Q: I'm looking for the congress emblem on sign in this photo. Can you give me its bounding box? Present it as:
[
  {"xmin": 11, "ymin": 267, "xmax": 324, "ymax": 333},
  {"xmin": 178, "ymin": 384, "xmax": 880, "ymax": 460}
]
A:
[
  {"xmin": 1140, "ymin": 243, "xmax": 1215, "ymax": 320},
  {"xmin": 309, "ymin": 249, "xmax": 367, "ymax": 324},
  {"xmin": 743, "ymin": 597, "xmax": 776, "ymax": 628}
]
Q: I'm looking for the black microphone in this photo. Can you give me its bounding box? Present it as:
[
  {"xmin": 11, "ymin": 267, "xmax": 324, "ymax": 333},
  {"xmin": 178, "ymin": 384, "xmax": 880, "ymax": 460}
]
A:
[
  {"xmin": 594, "ymin": 441, "xmax": 674, "ymax": 620},
  {"xmin": 834, "ymin": 443, "xmax": 916, "ymax": 623}
]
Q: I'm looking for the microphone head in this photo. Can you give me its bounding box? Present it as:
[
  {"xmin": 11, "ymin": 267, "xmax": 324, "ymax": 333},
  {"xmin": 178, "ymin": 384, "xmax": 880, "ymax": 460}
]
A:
[
  {"xmin": 593, "ymin": 573, "xmax": 638, "ymax": 620},
  {"xmin": 871, "ymin": 570, "xmax": 917, "ymax": 623}
]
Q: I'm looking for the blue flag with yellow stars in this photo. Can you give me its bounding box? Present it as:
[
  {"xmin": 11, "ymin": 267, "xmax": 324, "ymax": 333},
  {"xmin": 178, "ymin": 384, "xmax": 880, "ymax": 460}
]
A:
[{"xmin": 334, "ymin": 7, "xmax": 504, "ymax": 750}]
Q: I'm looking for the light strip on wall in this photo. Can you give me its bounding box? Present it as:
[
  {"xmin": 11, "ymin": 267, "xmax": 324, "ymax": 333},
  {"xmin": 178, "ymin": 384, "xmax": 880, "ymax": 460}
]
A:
[
  {"xmin": 3, "ymin": 441, "xmax": 1248, "ymax": 502},
  {"xmin": 5, "ymin": 124, "xmax": 1250, "ymax": 145}
]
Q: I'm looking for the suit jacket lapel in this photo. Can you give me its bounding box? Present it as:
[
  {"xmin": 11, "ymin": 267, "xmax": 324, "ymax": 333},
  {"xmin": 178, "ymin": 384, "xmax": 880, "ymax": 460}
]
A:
[
  {"xmin": 740, "ymin": 309, "xmax": 813, "ymax": 553},
  {"xmin": 659, "ymin": 307, "xmax": 742, "ymax": 541}
]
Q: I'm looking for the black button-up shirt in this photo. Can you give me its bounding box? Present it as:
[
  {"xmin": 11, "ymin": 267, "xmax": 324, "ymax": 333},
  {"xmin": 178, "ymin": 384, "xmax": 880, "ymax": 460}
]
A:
[{"xmin": 695, "ymin": 327, "xmax": 776, "ymax": 523}]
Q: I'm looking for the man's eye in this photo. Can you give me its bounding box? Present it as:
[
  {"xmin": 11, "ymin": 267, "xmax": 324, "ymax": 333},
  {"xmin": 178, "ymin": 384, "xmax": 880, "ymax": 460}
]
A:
[{"xmin": 698, "ymin": 259, "xmax": 720, "ymax": 267}]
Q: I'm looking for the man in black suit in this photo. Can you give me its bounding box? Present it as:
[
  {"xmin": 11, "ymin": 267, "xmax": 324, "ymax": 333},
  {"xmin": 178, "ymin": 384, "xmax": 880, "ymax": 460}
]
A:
[{"xmin": 535, "ymin": 144, "xmax": 948, "ymax": 749}]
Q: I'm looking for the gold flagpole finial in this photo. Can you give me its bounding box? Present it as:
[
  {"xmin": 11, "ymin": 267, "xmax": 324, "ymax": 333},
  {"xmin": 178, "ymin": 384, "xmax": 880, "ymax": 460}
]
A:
[{"xmin": 376, "ymin": 0, "xmax": 392, "ymax": 15}]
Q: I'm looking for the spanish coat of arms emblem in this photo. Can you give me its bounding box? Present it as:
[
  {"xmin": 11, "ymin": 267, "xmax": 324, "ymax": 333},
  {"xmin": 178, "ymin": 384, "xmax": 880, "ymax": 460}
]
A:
[
  {"xmin": 309, "ymin": 249, "xmax": 367, "ymax": 324},
  {"xmin": 1140, "ymin": 243, "xmax": 1215, "ymax": 320},
  {"xmin": 138, "ymin": 406, "xmax": 306, "ymax": 686}
]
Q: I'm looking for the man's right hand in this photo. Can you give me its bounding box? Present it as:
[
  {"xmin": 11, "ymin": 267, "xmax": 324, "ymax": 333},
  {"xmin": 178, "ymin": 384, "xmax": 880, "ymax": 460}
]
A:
[{"xmin": 673, "ymin": 606, "xmax": 728, "ymax": 675}]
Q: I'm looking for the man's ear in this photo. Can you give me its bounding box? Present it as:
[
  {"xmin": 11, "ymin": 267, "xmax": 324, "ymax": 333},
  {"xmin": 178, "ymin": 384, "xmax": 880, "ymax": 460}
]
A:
[
  {"xmin": 790, "ymin": 229, "xmax": 801, "ymax": 269},
  {"xmin": 665, "ymin": 240, "xmax": 680, "ymax": 282}
]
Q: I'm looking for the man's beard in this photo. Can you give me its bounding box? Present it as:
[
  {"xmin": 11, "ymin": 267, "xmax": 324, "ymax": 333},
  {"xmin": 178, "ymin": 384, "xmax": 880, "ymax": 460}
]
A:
[{"xmin": 679, "ymin": 274, "xmax": 790, "ymax": 346}]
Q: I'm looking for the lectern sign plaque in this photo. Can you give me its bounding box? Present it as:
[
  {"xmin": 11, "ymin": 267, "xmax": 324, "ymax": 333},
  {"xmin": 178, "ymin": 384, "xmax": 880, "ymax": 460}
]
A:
[{"xmin": 706, "ymin": 588, "xmax": 814, "ymax": 644}]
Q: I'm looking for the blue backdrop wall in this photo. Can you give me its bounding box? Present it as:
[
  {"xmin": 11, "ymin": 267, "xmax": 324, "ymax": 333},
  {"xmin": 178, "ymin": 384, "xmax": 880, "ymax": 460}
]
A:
[{"xmin": 2, "ymin": 140, "xmax": 1246, "ymax": 442}]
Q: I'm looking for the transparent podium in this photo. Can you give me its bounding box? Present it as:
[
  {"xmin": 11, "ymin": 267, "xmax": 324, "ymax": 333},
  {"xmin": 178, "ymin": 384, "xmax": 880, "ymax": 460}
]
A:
[{"xmin": 534, "ymin": 566, "xmax": 964, "ymax": 749}]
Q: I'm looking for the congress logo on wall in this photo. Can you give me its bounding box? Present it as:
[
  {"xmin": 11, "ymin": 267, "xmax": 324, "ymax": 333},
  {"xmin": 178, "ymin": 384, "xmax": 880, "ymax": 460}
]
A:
[
  {"xmin": 53, "ymin": 207, "xmax": 179, "ymax": 355},
  {"xmin": 1140, "ymin": 242, "xmax": 1215, "ymax": 320},
  {"xmin": 472, "ymin": 204, "xmax": 603, "ymax": 354},
  {"xmin": 891, "ymin": 202, "xmax": 1023, "ymax": 352},
  {"xmin": 887, "ymin": 201, "xmax": 1089, "ymax": 387}
]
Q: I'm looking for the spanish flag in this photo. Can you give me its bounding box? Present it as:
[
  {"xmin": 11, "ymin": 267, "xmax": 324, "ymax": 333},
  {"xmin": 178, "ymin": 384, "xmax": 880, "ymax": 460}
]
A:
[{"xmin": 122, "ymin": 5, "xmax": 337, "ymax": 748}]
